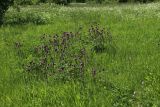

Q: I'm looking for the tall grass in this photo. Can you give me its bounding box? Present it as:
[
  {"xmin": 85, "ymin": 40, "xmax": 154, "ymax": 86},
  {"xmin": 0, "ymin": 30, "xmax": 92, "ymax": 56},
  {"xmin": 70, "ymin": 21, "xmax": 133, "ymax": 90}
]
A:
[{"xmin": 0, "ymin": 3, "xmax": 160, "ymax": 106}]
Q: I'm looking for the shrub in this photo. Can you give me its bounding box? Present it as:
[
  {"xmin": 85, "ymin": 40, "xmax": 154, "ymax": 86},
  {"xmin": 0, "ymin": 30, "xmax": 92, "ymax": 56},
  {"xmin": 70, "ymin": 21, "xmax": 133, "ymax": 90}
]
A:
[
  {"xmin": 86, "ymin": 0, "xmax": 155, "ymax": 3},
  {"xmin": 46, "ymin": 0, "xmax": 71, "ymax": 5},
  {"xmin": 15, "ymin": 31, "xmax": 89, "ymax": 81},
  {"xmin": 76, "ymin": 0, "xmax": 86, "ymax": 2},
  {"xmin": 4, "ymin": 11, "xmax": 50, "ymax": 25},
  {"xmin": 18, "ymin": 0, "xmax": 33, "ymax": 5},
  {"xmin": 88, "ymin": 24, "xmax": 117, "ymax": 55},
  {"xmin": 14, "ymin": 24, "xmax": 116, "ymax": 81},
  {"xmin": 14, "ymin": 0, "xmax": 41, "ymax": 5},
  {"xmin": 89, "ymin": 24, "xmax": 106, "ymax": 52},
  {"xmin": 0, "ymin": 0, "xmax": 13, "ymax": 25}
]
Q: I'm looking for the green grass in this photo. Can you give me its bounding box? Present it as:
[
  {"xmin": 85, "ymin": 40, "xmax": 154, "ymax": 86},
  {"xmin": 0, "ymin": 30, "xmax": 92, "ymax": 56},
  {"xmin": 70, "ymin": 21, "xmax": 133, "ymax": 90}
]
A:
[{"xmin": 1, "ymin": 3, "xmax": 160, "ymax": 107}]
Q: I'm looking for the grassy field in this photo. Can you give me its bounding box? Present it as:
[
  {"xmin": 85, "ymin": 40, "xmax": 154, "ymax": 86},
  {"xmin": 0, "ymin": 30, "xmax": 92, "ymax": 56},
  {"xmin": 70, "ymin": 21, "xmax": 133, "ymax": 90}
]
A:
[{"xmin": 0, "ymin": 3, "xmax": 160, "ymax": 107}]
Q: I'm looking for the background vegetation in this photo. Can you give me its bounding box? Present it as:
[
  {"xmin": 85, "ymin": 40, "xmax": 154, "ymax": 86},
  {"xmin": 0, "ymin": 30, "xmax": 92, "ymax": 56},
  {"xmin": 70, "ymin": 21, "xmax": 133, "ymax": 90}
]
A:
[{"xmin": 11, "ymin": 0, "xmax": 160, "ymax": 5}]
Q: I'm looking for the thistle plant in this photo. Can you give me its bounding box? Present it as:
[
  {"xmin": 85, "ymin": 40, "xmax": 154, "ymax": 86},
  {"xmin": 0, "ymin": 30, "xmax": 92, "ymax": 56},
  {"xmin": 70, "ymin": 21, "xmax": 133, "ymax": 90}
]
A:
[
  {"xmin": 14, "ymin": 24, "xmax": 115, "ymax": 81},
  {"xmin": 89, "ymin": 24, "xmax": 106, "ymax": 53},
  {"xmin": 16, "ymin": 30, "xmax": 91, "ymax": 81}
]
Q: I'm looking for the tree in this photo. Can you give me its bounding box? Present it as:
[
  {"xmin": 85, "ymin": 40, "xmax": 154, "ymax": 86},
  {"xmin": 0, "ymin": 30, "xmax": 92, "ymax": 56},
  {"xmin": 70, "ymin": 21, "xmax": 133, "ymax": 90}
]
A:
[{"xmin": 0, "ymin": 0, "xmax": 14, "ymax": 25}]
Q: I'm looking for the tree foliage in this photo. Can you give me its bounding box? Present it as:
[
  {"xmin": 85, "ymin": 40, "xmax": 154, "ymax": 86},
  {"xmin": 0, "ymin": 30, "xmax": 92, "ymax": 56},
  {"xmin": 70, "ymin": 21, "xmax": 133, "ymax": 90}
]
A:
[{"xmin": 54, "ymin": 0, "xmax": 71, "ymax": 5}]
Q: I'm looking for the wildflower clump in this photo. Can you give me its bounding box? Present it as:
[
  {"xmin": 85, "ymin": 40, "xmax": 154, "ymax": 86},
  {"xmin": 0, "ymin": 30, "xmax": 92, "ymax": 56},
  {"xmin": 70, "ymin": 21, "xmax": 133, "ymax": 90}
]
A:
[
  {"xmin": 89, "ymin": 24, "xmax": 106, "ymax": 52},
  {"xmin": 15, "ymin": 24, "xmax": 116, "ymax": 81},
  {"xmin": 15, "ymin": 31, "xmax": 89, "ymax": 81}
]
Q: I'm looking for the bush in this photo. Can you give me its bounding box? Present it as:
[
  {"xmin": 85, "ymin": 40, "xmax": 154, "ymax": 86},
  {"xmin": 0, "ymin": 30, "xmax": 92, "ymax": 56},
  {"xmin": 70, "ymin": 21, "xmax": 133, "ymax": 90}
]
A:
[
  {"xmin": 86, "ymin": 0, "xmax": 155, "ymax": 3},
  {"xmin": 14, "ymin": 0, "xmax": 40, "ymax": 5},
  {"xmin": 15, "ymin": 31, "xmax": 89, "ymax": 81},
  {"xmin": 52, "ymin": 0, "xmax": 71, "ymax": 5},
  {"xmin": 4, "ymin": 11, "xmax": 50, "ymax": 25},
  {"xmin": 0, "ymin": 0, "xmax": 13, "ymax": 25},
  {"xmin": 76, "ymin": 0, "xmax": 86, "ymax": 2},
  {"xmin": 14, "ymin": 24, "xmax": 116, "ymax": 81},
  {"xmin": 18, "ymin": 0, "xmax": 33, "ymax": 5},
  {"xmin": 89, "ymin": 24, "xmax": 106, "ymax": 52}
]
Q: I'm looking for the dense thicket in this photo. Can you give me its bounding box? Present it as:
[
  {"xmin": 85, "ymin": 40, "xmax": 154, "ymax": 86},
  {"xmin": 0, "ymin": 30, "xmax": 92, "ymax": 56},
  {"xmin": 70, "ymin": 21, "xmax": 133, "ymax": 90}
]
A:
[
  {"xmin": 14, "ymin": 0, "xmax": 71, "ymax": 5},
  {"xmin": 87, "ymin": 0, "xmax": 155, "ymax": 3},
  {"xmin": 0, "ymin": 0, "xmax": 13, "ymax": 25},
  {"xmin": 13, "ymin": 0, "xmax": 158, "ymax": 5}
]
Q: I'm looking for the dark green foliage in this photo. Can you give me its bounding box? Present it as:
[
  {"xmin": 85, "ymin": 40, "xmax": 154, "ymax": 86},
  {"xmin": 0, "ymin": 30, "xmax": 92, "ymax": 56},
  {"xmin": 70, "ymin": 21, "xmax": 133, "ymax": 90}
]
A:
[
  {"xmin": 14, "ymin": 0, "xmax": 40, "ymax": 5},
  {"xmin": 18, "ymin": 0, "xmax": 33, "ymax": 5},
  {"xmin": 90, "ymin": 0, "xmax": 155, "ymax": 3},
  {"xmin": 55, "ymin": 0, "xmax": 71, "ymax": 5},
  {"xmin": 119, "ymin": 0, "xmax": 154, "ymax": 3},
  {"xmin": 39, "ymin": 0, "xmax": 46, "ymax": 3},
  {"xmin": 0, "ymin": 0, "xmax": 13, "ymax": 25},
  {"xmin": 96, "ymin": 0, "xmax": 105, "ymax": 4},
  {"xmin": 38, "ymin": 0, "xmax": 71, "ymax": 5},
  {"xmin": 7, "ymin": 0, "xmax": 158, "ymax": 7},
  {"xmin": 119, "ymin": 0, "xmax": 128, "ymax": 2},
  {"xmin": 76, "ymin": 0, "xmax": 86, "ymax": 3}
]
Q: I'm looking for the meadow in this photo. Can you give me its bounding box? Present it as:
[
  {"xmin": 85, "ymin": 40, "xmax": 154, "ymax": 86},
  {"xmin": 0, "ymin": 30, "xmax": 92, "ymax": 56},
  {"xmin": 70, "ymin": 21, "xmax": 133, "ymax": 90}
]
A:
[{"xmin": 0, "ymin": 2, "xmax": 160, "ymax": 107}]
